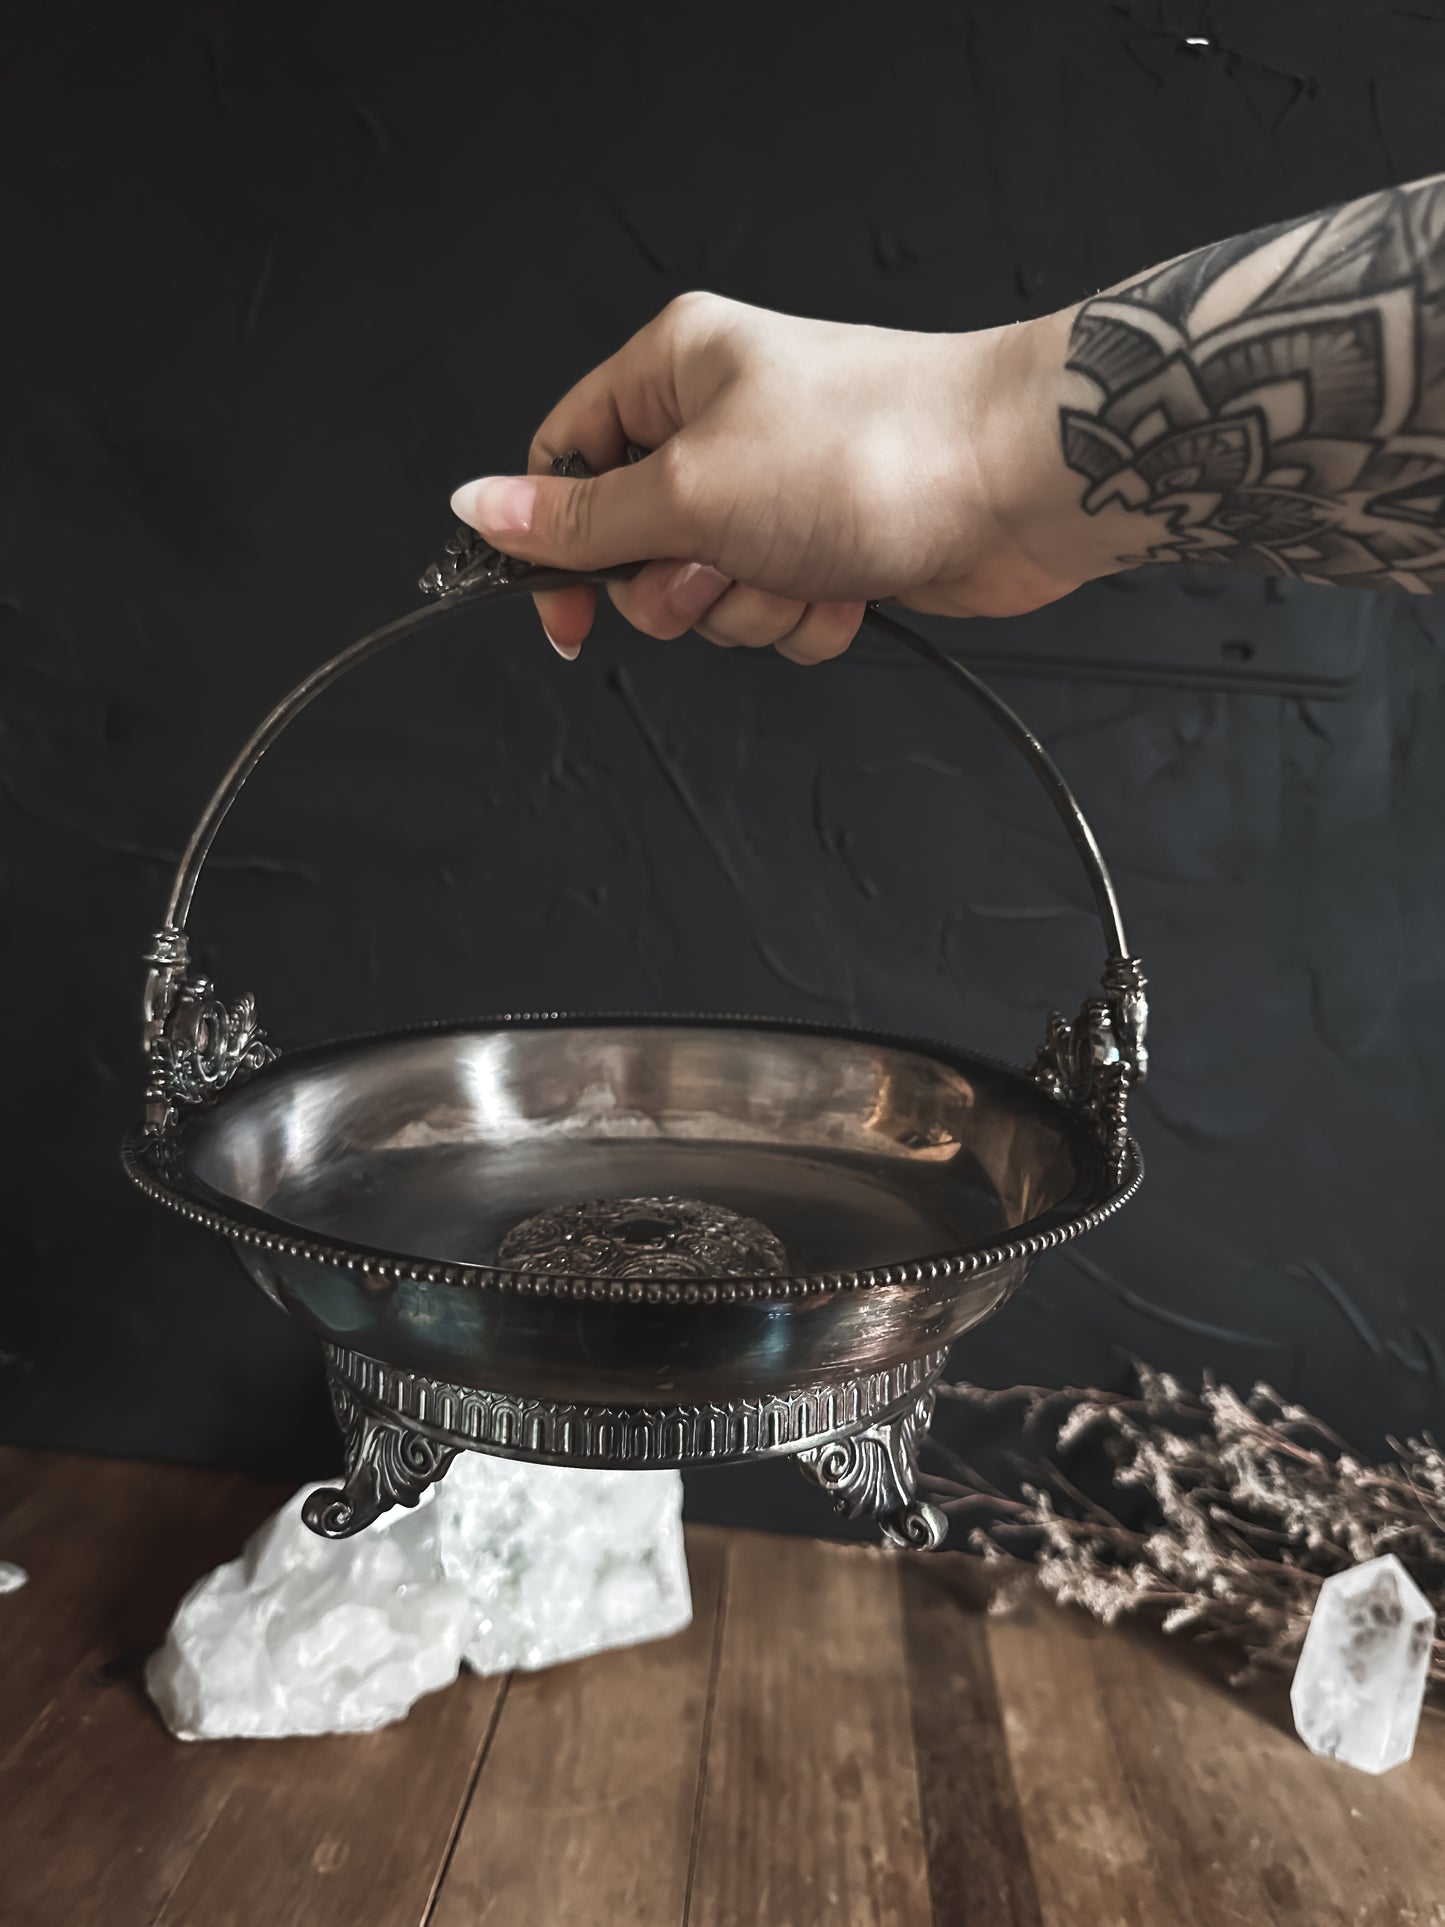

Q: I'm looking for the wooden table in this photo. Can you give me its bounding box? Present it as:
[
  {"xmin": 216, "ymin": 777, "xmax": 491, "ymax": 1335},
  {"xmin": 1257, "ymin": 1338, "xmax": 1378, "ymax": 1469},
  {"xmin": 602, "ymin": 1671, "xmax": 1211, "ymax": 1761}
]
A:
[{"xmin": 1, "ymin": 1447, "xmax": 1442, "ymax": 1926}]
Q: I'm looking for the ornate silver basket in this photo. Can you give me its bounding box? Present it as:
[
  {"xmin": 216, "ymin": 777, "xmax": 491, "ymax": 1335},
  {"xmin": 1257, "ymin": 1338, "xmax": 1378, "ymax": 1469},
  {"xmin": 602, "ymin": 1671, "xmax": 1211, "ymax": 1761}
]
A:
[{"xmin": 124, "ymin": 458, "xmax": 1147, "ymax": 1550}]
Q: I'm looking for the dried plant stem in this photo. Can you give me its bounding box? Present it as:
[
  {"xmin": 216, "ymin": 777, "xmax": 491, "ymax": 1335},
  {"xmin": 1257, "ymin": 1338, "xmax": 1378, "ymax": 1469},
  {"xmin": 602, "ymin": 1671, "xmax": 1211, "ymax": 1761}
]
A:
[{"xmin": 924, "ymin": 1366, "xmax": 1445, "ymax": 1691}]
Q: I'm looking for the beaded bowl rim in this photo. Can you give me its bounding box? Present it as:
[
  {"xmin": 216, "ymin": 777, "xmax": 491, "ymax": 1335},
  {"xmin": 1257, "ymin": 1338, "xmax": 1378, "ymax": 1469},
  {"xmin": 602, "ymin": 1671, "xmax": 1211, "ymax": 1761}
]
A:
[{"xmin": 123, "ymin": 1007, "xmax": 1143, "ymax": 1308}]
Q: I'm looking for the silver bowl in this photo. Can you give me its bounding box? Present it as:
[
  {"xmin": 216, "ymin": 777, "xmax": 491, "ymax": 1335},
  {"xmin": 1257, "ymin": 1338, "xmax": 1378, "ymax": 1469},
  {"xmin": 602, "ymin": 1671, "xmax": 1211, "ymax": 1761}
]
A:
[{"xmin": 125, "ymin": 464, "xmax": 1147, "ymax": 1549}]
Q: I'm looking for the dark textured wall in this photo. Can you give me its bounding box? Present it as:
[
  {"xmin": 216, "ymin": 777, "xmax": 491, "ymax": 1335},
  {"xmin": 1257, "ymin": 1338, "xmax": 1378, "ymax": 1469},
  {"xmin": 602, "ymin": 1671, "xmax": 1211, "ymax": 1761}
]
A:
[{"xmin": 6, "ymin": 1, "xmax": 1445, "ymax": 1530}]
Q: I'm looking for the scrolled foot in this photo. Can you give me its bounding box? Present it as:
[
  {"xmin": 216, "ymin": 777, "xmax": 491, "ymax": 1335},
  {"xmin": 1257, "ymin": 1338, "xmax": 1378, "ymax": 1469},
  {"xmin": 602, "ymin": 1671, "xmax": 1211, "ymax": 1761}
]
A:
[
  {"xmin": 878, "ymin": 1496, "xmax": 948, "ymax": 1551},
  {"xmin": 303, "ymin": 1377, "xmax": 456, "ymax": 1540},
  {"xmin": 798, "ymin": 1390, "xmax": 948, "ymax": 1552}
]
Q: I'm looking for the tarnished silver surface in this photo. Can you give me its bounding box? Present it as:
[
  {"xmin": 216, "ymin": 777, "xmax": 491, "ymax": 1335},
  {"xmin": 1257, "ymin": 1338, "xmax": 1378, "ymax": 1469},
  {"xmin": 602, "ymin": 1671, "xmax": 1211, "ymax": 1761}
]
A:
[
  {"xmin": 498, "ymin": 1194, "xmax": 789, "ymax": 1281},
  {"xmin": 301, "ymin": 1375, "xmax": 458, "ymax": 1540},
  {"xmin": 124, "ymin": 1016, "xmax": 1139, "ymax": 1403},
  {"xmin": 125, "ymin": 460, "xmax": 1150, "ymax": 1544},
  {"xmin": 799, "ymin": 1389, "xmax": 947, "ymax": 1550},
  {"xmin": 141, "ymin": 927, "xmax": 276, "ymax": 1131},
  {"xmin": 305, "ymin": 1340, "xmax": 949, "ymax": 1541},
  {"xmin": 1034, "ymin": 954, "xmax": 1149, "ymax": 1181},
  {"xmin": 324, "ymin": 1341, "xmax": 948, "ymax": 1468}
]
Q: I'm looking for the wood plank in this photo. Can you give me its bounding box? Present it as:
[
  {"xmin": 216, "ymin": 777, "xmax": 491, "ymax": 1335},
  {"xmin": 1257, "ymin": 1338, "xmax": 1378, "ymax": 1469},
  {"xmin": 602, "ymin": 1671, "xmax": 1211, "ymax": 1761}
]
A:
[
  {"xmin": 688, "ymin": 1532, "xmax": 933, "ymax": 1927},
  {"xmin": 0, "ymin": 1444, "xmax": 59, "ymax": 1525},
  {"xmin": 898, "ymin": 1555, "xmax": 1044, "ymax": 1927},
  {"xmin": 0, "ymin": 1456, "xmax": 285, "ymax": 1927},
  {"xmin": 987, "ymin": 1595, "xmax": 1177, "ymax": 1927},
  {"xmin": 0, "ymin": 1669, "xmax": 235, "ymax": 1927},
  {"xmin": 0, "ymin": 1626, "xmax": 504, "ymax": 1927},
  {"xmin": 989, "ymin": 1581, "xmax": 1445, "ymax": 1927},
  {"xmin": 0, "ymin": 1454, "xmax": 284, "ymax": 1761},
  {"xmin": 430, "ymin": 1527, "xmax": 727, "ymax": 1927},
  {"xmin": 10, "ymin": 1448, "xmax": 1445, "ymax": 1927},
  {"xmin": 152, "ymin": 1674, "xmax": 507, "ymax": 1927},
  {"xmin": 1087, "ymin": 1612, "xmax": 1445, "ymax": 1927},
  {"xmin": 0, "ymin": 1452, "xmax": 500, "ymax": 1927}
]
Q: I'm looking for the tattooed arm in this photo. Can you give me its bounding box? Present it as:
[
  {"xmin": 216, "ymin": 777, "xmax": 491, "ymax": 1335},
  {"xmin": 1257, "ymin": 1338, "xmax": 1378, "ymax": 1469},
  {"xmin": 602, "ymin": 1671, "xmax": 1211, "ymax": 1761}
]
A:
[
  {"xmin": 450, "ymin": 174, "xmax": 1445, "ymax": 663},
  {"xmin": 1043, "ymin": 173, "xmax": 1445, "ymax": 593}
]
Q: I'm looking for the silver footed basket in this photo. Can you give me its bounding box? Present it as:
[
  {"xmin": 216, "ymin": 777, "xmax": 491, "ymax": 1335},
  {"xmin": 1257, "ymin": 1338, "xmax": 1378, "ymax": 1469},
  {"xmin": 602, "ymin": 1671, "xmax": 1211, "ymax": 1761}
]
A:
[{"xmin": 124, "ymin": 454, "xmax": 1148, "ymax": 1551}]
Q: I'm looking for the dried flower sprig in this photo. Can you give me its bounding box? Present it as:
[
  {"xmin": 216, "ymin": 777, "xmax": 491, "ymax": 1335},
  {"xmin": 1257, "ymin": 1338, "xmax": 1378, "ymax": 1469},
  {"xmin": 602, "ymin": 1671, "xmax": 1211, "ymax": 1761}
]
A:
[{"xmin": 922, "ymin": 1366, "xmax": 1445, "ymax": 1690}]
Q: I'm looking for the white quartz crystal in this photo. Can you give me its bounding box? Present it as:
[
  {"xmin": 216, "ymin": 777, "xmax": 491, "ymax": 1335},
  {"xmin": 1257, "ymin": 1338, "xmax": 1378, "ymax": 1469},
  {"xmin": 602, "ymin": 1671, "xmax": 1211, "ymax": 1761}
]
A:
[
  {"xmin": 1290, "ymin": 1553, "xmax": 1435, "ymax": 1774},
  {"xmin": 146, "ymin": 1457, "xmax": 691, "ymax": 1740},
  {"xmin": 435, "ymin": 1454, "xmax": 691, "ymax": 1675},
  {"xmin": 0, "ymin": 1560, "xmax": 28, "ymax": 1594}
]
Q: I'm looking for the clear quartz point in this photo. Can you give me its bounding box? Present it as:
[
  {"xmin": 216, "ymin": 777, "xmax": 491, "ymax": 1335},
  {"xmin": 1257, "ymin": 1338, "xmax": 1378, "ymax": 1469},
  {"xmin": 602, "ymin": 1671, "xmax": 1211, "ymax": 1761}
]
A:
[{"xmin": 1290, "ymin": 1553, "xmax": 1435, "ymax": 1774}]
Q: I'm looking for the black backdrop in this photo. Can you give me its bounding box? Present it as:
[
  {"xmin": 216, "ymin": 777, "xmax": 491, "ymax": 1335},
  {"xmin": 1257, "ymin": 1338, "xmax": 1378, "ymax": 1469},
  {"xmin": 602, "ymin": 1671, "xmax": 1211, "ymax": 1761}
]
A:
[{"xmin": 6, "ymin": 0, "xmax": 1445, "ymax": 1532}]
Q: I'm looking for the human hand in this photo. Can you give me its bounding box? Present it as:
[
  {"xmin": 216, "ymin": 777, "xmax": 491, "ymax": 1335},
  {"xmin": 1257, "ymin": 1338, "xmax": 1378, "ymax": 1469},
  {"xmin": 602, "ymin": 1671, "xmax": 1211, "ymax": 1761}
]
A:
[{"xmin": 447, "ymin": 293, "xmax": 1118, "ymax": 665}]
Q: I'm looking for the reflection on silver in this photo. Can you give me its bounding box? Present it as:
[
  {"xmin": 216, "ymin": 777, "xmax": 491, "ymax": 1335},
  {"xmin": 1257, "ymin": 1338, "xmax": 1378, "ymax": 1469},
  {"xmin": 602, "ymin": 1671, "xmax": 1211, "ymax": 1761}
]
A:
[
  {"xmin": 125, "ymin": 485, "xmax": 1150, "ymax": 1551},
  {"xmin": 498, "ymin": 1195, "xmax": 788, "ymax": 1281}
]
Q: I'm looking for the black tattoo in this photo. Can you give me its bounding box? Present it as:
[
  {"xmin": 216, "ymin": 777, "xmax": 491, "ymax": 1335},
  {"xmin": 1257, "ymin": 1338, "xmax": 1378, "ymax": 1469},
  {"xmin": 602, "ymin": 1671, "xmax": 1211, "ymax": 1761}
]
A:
[{"xmin": 1060, "ymin": 176, "xmax": 1445, "ymax": 591}]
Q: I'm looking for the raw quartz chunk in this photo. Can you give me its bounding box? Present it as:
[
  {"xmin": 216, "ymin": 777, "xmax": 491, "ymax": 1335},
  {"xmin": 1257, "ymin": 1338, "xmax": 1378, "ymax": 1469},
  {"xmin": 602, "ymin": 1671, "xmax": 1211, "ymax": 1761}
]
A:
[
  {"xmin": 1290, "ymin": 1553, "xmax": 1435, "ymax": 1774},
  {"xmin": 146, "ymin": 1457, "xmax": 691, "ymax": 1739}
]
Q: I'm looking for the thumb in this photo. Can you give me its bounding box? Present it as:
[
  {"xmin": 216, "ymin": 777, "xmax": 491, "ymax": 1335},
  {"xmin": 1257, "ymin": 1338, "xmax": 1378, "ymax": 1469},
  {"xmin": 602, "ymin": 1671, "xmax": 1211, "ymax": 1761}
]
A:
[{"xmin": 450, "ymin": 453, "xmax": 687, "ymax": 573}]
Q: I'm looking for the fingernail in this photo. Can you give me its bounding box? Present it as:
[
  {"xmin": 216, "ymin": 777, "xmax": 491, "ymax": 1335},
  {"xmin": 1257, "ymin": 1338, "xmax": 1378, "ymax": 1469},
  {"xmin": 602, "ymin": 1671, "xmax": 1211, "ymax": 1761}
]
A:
[
  {"xmin": 541, "ymin": 618, "xmax": 580, "ymax": 662},
  {"xmin": 450, "ymin": 476, "xmax": 537, "ymax": 537},
  {"xmin": 665, "ymin": 561, "xmax": 730, "ymax": 621}
]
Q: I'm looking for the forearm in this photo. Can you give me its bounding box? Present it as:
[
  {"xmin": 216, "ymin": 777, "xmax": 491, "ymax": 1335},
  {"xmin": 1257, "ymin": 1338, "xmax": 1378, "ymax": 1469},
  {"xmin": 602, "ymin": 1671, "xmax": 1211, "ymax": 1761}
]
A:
[{"xmin": 993, "ymin": 173, "xmax": 1445, "ymax": 594}]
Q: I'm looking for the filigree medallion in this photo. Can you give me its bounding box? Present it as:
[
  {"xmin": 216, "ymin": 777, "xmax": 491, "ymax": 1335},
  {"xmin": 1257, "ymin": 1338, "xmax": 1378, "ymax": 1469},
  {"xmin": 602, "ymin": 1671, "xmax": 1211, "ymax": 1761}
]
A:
[{"xmin": 498, "ymin": 1195, "xmax": 788, "ymax": 1282}]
